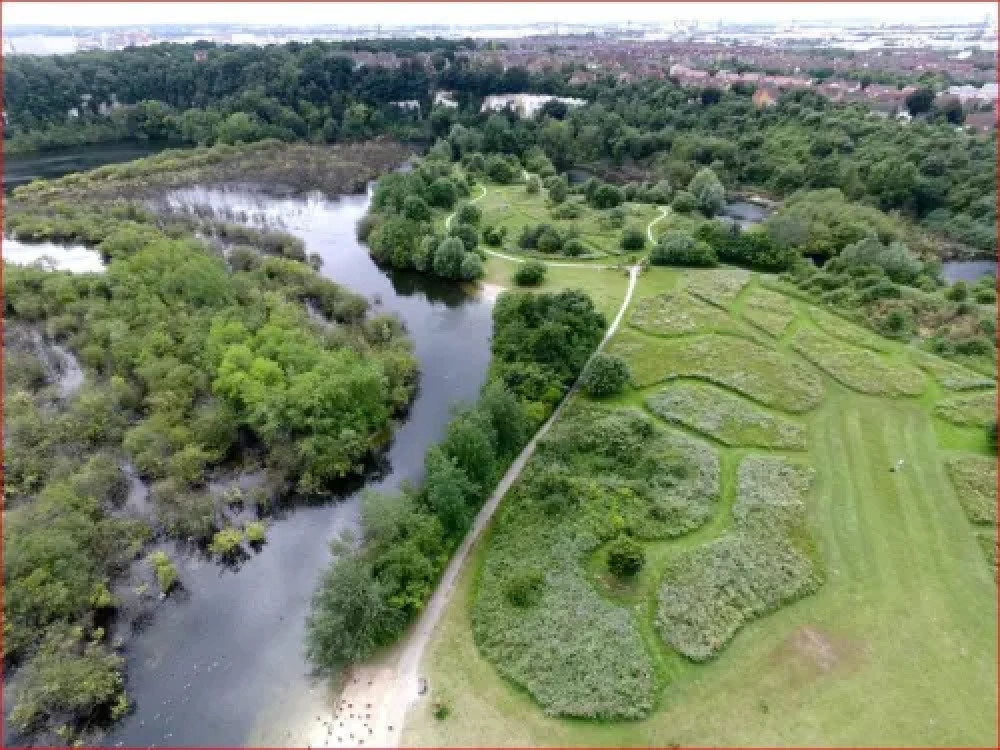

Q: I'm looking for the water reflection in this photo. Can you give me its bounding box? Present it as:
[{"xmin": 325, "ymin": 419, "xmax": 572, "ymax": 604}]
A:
[
  {"xmin": 100, "ymin": 185, "xmax": 494, "ymax": 748},
  {"xmin": 2, "ymin": 237, "xmax": 107, "ymax": 273}
]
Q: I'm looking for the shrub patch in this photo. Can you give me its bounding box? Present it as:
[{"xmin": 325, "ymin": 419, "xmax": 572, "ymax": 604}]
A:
[
  {"xmin": 791, "ymin": 326, "xmax": 925, "ymax": 397},
  {"xmin": 646, "ymin": 382, "xmax": 808, "ymax": 449},
  {"xmin": 934, "ymin": 390, "xmax": 998, "ymax": 428},
  {"xmin": 944, "ymin": 454, "xmax": 997, "ymax": 524},
  {"xmin": 609, "ymin": 330, "xmax": 824, "ymax": 413},
  {"xmin": 656, "ymin": 456, "xmax": 821, "ymax": 662}
]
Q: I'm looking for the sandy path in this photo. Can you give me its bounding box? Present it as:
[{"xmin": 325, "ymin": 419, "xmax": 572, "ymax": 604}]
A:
[
  {"xmin": 647, "ymin": 205, "xmax": 670, "ymax": 243},
  {"xmin": 317, "ymin": 262, "xmax": 640, "ymax": 749}
]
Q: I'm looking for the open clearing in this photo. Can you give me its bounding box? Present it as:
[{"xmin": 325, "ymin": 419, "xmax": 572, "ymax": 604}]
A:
[
  {"xmin": 475, "ymin": 184, "xmax": 661, "ymax": 261},
  {"xmin": 403, "ymin": 267, "xmax": 997, "ymax": 748}
]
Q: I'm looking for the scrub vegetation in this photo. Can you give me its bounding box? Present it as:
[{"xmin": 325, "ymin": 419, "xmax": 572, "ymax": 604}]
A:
[
  {"xmin": 3, "ymin": 141, "xmax": 416, "ymax": 741},
  {"xmin": 406, "ymin": 265, "xmax": 996, "ymax": 748}
]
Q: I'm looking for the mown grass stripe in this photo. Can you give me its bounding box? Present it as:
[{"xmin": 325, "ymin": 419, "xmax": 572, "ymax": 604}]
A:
[
  {"xmin": 897, "ymin": 407, "xmax": 962, "ymax": 585},
  {"xmin": 843, "ymin": 406, "xmax": 895, "ymax": 592},
  {"xmin": 872, "ymin": 405, "xmax": 931, "ymax": 597},
  {"xmin": 814, "ymin": 404, "xmax": 865, "ymax": 583}
]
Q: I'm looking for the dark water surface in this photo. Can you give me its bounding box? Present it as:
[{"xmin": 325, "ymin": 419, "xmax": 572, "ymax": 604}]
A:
[
  {"xmin": 722, "ymin": 200, "xmax": 772, "ymax": 228},
  {"xmin": 2, "ymin": 178, "xmax": 494, "ymax": 746},
  {"xmin": 940, "ymin": 260, "xmax": 996, "ymax": 283},
  {"xmin": 3, "ymin": 141, "xmax": 167, "ymax": 191}
]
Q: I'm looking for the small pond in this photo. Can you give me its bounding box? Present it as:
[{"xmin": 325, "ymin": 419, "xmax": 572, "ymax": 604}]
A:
[
  {"xmin": 722, "ymin": 200, "xmax": 772, "ymax": 228},
  {"xmin": 940, "ymin": 260, "xmax": 996, "ymax": 284}
]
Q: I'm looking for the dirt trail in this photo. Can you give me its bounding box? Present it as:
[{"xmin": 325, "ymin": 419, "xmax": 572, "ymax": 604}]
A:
[{"xmin": 321, "ymin": 263, "xmax": 641, "ymax": 749}]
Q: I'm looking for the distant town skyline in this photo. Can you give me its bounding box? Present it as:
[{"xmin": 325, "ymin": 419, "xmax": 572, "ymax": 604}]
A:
[{"xmin": 3, "ymin": 1, "xmax": 997, "ymax": 28}]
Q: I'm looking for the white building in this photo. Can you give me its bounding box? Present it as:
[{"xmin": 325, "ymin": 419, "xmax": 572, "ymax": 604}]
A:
[
  {"xmin": 433, "ymin": 90, "xmax": 459, "ymax": 108},
  {"xmin": 946, "ymin": 83, "xmax": 999, "ymax": 103},
  {"xmin": 480, "ymin": 94, "xmax": 586, "ymax": 118},
  {"xmin": 390, "ymin": 99, "xmax": 421, "ymax": 111}
]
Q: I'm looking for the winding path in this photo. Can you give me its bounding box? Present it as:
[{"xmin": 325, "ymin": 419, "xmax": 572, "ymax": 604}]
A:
[
  {"xmin": 388, "ymin": 261, "xmax": 639, "ymax": 745},
  {"xmin": 320, "ymin": 260, "xmax": 642, "ymax": 750},
  {"xmin": 317, "ymin": 177, "xmax": 658, "ymax": 750},
  {"xmin": 647, "ymin": 205, "xmax": 670, "ymax": 243},
  {"xmin": 445, "ymin": 181, "xmax": 667, "ymax": 271}
]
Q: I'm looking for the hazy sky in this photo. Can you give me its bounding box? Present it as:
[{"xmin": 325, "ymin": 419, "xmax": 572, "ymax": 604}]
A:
[{"xmin": 3, "ymin": 2, "xmax": 997, "ymax": 28}]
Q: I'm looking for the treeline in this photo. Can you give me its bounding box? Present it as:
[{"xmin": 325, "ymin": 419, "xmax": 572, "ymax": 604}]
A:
[
  {"xmin": 305, "ymin": 289, "xmax": 607, "ymax": 671},
  {"xmin": 408, "ymin": 78, "xmax": 995, "ymax": 256},
  {"xmin": 2, "ymin": 39, "xmax": 570, "ymax": 153},
  {"xmin": 7, "ymin": 40, "xmax": 995, "ymax": 256}
]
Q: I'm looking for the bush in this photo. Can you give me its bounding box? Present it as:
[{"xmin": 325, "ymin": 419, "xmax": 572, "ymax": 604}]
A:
[
  {"xmin": 427, "ymin": 176, "xmax": 458, "ymax": 208},
  {"xmin": 563, "ymin": 238, "xmax": 586, "ymax": 257},
  {"xmin": 953, "ymin": 335, "xmax": 994, "ymax": 356},
  {"xmin": 606, "ymin": 206, "xmax": 626, "ymax": 229},
  {"xmin": 305, "ymin": 554, "xmax": 405, "ymax": 671},
  {"xmin": 548, "ymin": 177, "xmax": 569, "ymax": 204},
  {"xmin": 620, "ymin": 227, "xmax": 646, "ymax": 252},
  {"xmin": 650, "ymin": 230, "xmax": 717, "ymax": 267},
  {"xmin": 245, "ymin": 520, "xmax": 267, "ymax": 544},
  {"xmin": 513, "ymin": 261, "xmax": 547, "ymax": 287},
  {"xmin": 460, "ymin": 252, "xmax": 484, "ymax": 280},
  {"xmin": 974, "ymin": 287, "xmax": 996, "ymax": 304},
  {"xmin": 551, "ymin": 201, "xmax": 582, "ymax": 219},
  {"xmin": 433, "ymin": 700, "xmax": 451, "ymax": 720},
  {"xmin": 607, "ymin": 535, "xmax": 645, "ymax": 577},
  {"xmin": 413, "ymin": 235, "xmax": 437, "ymax": 271},
  {"xmin": 402, "ymin": 194, "xmax": 431, "ymax": 222},
  {"xmin": 448, "ymin": 222, "xmax": 479, "ymax": 252},
  {"xmin": 482, "ymin": 225, "xmax": 506, "ymax": 246},
  {"xmin": 433, "ymin": 237, "xmax": 467, "ymax": 279},
  {"xmin": 946, "ymin": 280, "xmax": 969, "ymax": 301},
  {"xmin": 505, "ymin": 568, "xmax": 546, "ymax": 607},
  {"xmin": 877, "ymin": 307, "xmax": 916, "ymax": 338},
  {"xmin": 456, "ymin": 202, "xmax": 482, "ymax": 225},
  {"xmin": 581, "ymin": 353, "xmax": 631, "ymax": 397},
  {"xmin": 485, "ymin": 154, "xmax": 518, "ymax": 183},
  {"xmin": 150, "ymin": 550, "xmax": 178, "ymax": 593},
  {"xmin": 536, "ymin": 227, "xmax": 564, "ymax": 254},
  {"xmin": 525, "ymin": 176, "xmax": 541, "ymax": 194},
  {"xmin": 589, "ymin": 183, "xmax": 625, "ymax": 209},
  {"xmin": 671, "ymin": 190, "xmax": 697, "ymax": 213},
  {"xmin": 208, "ymin": 527, "xmax": 244, "ymax": 559},
  {"xmin": 835, "ymin": 236, "xmax": 922, "ymax": 284},
  {"xmin": 688, "ymin": 167, "xmax": 726, "ymax": 217}
]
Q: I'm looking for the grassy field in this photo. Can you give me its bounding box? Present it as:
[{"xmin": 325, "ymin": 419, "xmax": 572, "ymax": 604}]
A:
[
  {"xmin": 474, "ymin": 184, "xmax": 662, "ymax": 261},
  {"xmin": 480, "ymin": 254, "xmax": 631, "ymax": 321},
  {"xmin": 404, "ymin": 266, "xmax": 997, "ymax": 747}
]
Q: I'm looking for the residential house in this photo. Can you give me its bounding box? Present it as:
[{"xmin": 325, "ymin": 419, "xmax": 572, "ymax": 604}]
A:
[
  {"xmin": 964, "ymin": 111, "xmax": 997, "ymax": 132},
  {"xmin": 569, "ymin": 70, "xmax": 597, "ymax": 86},
  {"xmin": 433, "ymin": 91, "xmax": 458, "ymax": 108},
  {"xmin": 752, "ymin": 86, "xmax": 779, "ymax": 107}
]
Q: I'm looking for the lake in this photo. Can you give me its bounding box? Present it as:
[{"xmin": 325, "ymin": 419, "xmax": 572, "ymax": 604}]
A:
[
  {"xmin": 2, "ymin": 146, "xmax": 496, "ymax": 747},
  {"xmin": 93, "ymin": 184, "xmax": 495, "ymax": 748},
  {"xmin": 2, "ymin": 141, "xmax": 166, "ymax": 191}
]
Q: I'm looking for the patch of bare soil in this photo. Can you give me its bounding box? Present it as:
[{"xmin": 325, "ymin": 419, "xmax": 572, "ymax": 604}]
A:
[
  {"xmin": 478, "ymin": 282, "xmax": 507, "ymax": 302},
  {"xmin": 769, "ymin": 625, "xmax": 866, "ymax": 688}
]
